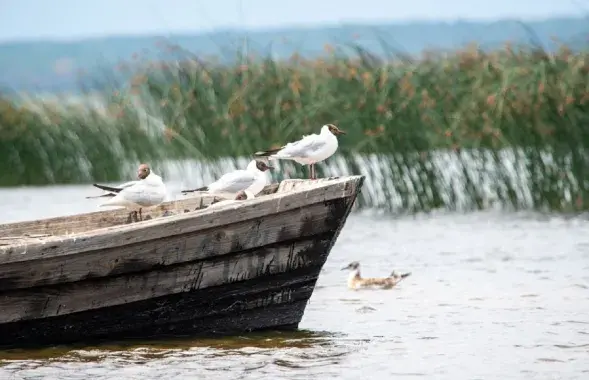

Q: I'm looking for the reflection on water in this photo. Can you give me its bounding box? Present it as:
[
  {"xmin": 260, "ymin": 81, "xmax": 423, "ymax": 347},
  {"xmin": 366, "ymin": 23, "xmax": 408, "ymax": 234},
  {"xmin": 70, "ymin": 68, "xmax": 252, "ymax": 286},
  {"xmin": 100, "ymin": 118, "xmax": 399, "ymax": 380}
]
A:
[
  {"xmin": 0, "ymin": 331, "xmax": 338, "ymax": 361},
  {"xmin": 0, "ymin": 331, "xmax": 365, "ymax": 380},
  {"xmin": 1, "ymin": 186, "xmax": 589, "ymax": 379}
]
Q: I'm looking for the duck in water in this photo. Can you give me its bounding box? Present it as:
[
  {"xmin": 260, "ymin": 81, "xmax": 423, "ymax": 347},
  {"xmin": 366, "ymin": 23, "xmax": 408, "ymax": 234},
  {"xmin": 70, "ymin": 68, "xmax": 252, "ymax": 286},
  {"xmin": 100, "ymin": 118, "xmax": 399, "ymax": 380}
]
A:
[{"xmin": 341, "ymin": 261, "xmax": 411, "ymax": 290}]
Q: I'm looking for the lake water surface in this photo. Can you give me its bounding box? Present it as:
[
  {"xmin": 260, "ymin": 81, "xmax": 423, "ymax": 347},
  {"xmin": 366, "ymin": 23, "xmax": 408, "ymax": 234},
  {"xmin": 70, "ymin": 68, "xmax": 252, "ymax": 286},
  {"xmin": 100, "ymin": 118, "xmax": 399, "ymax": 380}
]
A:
[{"xmin": 0, "ymin": 185, "xmax": 588, "ymax": 379}]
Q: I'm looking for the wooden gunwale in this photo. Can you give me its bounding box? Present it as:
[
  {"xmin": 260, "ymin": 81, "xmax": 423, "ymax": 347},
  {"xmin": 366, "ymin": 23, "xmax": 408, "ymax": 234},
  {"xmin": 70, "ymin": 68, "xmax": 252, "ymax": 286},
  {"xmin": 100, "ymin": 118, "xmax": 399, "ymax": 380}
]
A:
[
  {"xmin": 0, "ymin": 176, "xmax": 361, "ymax": 265},
  {"xmin": 0, "ymin": 184, "xmax": 282, "ymax": 239},
  {"xmin": 0, "ymin": 198, "xmax": 349, "ymax": 291}
]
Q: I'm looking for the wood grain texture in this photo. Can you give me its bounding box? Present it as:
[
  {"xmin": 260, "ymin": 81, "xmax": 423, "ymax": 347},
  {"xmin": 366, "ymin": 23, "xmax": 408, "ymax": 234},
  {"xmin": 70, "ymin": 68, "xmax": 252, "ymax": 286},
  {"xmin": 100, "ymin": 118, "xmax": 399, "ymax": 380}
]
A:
[
  {"xmin": 0, "ymin": 265, "xmax": 321, "ymax": 348},
  {"xmin": 0, "ymin": 234, "xmax": 332, "ymax": 324},
  {"xmin": 0, "ymin": 184, "xmax": 283, "ymax": 238},
  {"xmin": 0, "ymin": 193, "xmax": 219, "ymax": 238},
  {"xmin": 0, "ymin": 176, "xmax": 362, "ymax": 265},
  {"xmin": 0, "ymin": 175, "xmax": 365, "ymax": 347},
  {"xmin": 0, "ymin": 199, "xmax": 345, "ymax": 290}
]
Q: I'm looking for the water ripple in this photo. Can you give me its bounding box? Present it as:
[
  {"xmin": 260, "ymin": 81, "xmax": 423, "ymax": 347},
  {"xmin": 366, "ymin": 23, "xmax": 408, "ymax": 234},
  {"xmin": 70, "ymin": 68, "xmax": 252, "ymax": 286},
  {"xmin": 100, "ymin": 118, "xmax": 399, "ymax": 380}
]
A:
[{"xmin": 2, "ymin": 208, "xmax": 589, "ymax": 379}]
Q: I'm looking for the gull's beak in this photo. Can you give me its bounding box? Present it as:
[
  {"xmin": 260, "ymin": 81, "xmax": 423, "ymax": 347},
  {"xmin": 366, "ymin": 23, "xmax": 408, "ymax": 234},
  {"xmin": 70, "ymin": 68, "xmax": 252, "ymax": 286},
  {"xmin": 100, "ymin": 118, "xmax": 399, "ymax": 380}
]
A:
[
  {"xmin": 337, "ymin": 129, "xmax": 346, "ymax": 135},
  {"xmin": 341, "ymin": 265, "xmax": 350, "ymax": 271},
  {"xmin": 266, "ymin": 165, "xmax": 274, "ymax": 170}
]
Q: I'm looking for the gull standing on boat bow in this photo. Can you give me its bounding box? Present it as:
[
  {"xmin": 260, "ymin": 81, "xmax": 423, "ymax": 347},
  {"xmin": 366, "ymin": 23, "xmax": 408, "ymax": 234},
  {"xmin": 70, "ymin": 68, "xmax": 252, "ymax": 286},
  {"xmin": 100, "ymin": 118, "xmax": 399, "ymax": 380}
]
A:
[
  {"xmin": 90, "ymin": 163, "xmax": 167, "ymax": 222},
  {"xmin": 181, "ymin": 160, "xmax": 273, "ymax": 196},
  {"xmin": 254, "ymin": 124, "xmax": 346, "ymax": 179}
]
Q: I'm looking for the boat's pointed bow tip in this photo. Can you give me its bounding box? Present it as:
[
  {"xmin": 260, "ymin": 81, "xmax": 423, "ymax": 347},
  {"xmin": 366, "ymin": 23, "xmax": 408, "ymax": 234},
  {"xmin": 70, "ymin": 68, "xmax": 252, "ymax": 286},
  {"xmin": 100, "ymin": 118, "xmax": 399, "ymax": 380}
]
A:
[{"xmin": 352, "ymin": 175, "xmax": 367, "ymax": 186}]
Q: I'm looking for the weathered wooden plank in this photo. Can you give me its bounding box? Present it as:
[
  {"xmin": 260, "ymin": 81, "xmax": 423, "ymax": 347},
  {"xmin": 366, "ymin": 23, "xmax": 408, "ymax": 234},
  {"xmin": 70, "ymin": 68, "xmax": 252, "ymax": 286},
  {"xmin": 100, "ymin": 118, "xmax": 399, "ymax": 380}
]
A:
[
  {"xmin": 0, "ymin": 234, "xmax": 332, "ymax": 324},
  {"xmin": 0, "ymin": 184, "xmax": 281, "ymax": 238},
  {"xmin": 0, "ymin": 262, "xmax": 319, "ymax": 347},
  {"xmin": 0, "ymin": 282, "xmax": 311, "ymax": 349},
  {"xmin": 0, "ymin": 175, "xmax": 362, "ymax": 264},
  {"xmin": 0, "ymin": 198, "xmax": 349, "ymax": 290},
  {"xmin": 0, "ymin": 264, "xmax": 322, "ymax": 349},
  {"xmin": 0, "ymin": 194, "xmax": 218, "ymax": 237},
  {"xmin": 158, "ymin": 298, "xmax": 308, "ymax": 336}
]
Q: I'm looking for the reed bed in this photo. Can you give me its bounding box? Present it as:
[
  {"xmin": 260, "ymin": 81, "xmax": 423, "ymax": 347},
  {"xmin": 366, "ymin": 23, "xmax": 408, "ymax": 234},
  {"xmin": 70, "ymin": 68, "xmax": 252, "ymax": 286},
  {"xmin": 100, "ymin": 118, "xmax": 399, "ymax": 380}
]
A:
[{"xmin": 1, "ymin": 42, "xmax": 589, "ymax": 212}]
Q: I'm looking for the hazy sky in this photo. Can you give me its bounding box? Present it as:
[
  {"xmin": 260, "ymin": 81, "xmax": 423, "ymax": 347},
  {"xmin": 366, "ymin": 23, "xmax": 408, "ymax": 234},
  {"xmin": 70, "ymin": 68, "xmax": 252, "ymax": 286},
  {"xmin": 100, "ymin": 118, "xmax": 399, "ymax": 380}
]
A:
[{"xmin": 0, "ymin": 0, "xmax": 585, "ymax": 42}]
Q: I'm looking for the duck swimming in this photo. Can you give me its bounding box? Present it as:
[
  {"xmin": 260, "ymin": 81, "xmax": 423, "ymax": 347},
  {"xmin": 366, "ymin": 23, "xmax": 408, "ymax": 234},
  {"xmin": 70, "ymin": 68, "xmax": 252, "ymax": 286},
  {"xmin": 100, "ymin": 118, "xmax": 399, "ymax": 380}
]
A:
[{"xmin": 341, "ymin": 261, "xmax": 411, "ymax": 290}]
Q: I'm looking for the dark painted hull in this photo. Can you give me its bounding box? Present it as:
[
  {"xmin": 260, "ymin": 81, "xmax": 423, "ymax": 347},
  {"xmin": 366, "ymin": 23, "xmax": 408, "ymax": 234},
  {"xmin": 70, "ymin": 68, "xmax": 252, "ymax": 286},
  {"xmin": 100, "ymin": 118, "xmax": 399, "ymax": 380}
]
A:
[{"xmin": 0, "ymin": 264, "xmax": 324, "ymax": 348}]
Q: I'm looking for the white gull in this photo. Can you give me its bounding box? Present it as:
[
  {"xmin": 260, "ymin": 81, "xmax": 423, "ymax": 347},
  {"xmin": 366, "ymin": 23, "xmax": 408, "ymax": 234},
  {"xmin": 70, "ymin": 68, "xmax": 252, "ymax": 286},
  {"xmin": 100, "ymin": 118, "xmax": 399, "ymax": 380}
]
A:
[
  {"xmin": 89, "ymin": 163, "xmax": 167, "ymax": 222},
  {"xmin": 254, "ymin": 123, "xmax": 345, "ymax": 179},
  {"xmin": 181, "ymin": 159, "xmax": 273, "ymax": 196}
]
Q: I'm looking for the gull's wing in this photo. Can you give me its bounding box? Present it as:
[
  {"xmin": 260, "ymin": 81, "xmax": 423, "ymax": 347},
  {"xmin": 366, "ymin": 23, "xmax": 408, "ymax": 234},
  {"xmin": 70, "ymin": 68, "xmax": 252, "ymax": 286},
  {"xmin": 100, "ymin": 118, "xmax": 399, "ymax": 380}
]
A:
[
  {"xmin": 276, "ymin": 133, "xmax": 327, "ymax": 158},
  {"xmin": 209, "ymin": 170, "xmax": 256, "ymax": 193},
  {"xmin": 118, "ymin": 180, "xmax": 141, "ymax": 189},
  {"xmin": 88, "ymin": 180, "xmax": 139, "ymax": 198},
  {"xmin": 93, "ymin": 180, "xmax": 138, "ymax": 192},
  {"xmin": 103, "ymin": 181, "xmax": 166, "ymax": 207}
]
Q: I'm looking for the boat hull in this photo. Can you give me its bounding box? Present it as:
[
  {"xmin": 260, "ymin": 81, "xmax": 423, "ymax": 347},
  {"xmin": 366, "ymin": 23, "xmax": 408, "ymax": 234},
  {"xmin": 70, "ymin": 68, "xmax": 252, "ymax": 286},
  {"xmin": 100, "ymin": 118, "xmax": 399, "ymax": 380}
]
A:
[
  {"xmin": 0, "ymin": 261, "xmax": 326, "ymax": 348},
  {"xmin": 0, "ymin": 176, "xmax": 364, "ymax": 348}
]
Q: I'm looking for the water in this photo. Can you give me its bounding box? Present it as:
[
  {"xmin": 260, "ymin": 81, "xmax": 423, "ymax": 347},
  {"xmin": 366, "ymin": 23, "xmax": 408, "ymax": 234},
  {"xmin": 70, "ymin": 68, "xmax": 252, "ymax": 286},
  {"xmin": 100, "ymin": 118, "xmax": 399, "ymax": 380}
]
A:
[{"xmin": 1, "ymin": 185, "xmax": 588, "ymax": 379}]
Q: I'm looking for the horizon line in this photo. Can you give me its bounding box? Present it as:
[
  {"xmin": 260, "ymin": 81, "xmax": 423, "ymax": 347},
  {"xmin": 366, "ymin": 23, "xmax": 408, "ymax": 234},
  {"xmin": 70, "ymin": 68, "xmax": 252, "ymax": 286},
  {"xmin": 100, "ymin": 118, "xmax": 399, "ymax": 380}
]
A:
[{"xmin": 0, "ymin": 13, "xmax": 585, "ymax": 45}]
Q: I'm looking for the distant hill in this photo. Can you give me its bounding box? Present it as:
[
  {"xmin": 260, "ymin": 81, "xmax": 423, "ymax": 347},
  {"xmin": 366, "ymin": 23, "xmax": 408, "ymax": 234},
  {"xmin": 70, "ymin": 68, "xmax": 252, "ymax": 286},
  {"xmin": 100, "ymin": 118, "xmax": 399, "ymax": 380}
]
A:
[{"xmin": 1, "ymin": 17, "xmax": 588, "ymax": 93}]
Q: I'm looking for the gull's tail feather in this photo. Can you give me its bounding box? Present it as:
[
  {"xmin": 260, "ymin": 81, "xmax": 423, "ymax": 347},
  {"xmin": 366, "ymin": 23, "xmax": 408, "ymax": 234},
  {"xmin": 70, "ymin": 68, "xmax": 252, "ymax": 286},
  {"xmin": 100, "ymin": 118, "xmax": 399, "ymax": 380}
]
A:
[
  {"xmin": 254, "ymin": 147, "xmax": 282, "ymax": 157},
  {"xmin": 181, "ymin": 186, "xmax": 208, "ymax": 194},
  {"xmin": 86, "ymin": 193, "xmax": 116, "ymax": 199},
  {"xmin": 99, "ymin": 194, "xmax": 129, "ymax": 208},
  {"xmin": 93, "ymin": 183, "xmax": 122, "ymax": 193},
  {"xmin": 392, "ymin": 271, "xmax": 411, "ymax": 280}
]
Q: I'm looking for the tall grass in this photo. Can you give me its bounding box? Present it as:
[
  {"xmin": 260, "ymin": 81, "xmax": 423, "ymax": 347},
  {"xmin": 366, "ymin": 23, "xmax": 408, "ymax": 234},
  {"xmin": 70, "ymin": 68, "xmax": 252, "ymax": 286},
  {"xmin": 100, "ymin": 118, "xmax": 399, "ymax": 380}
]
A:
[{"xmin": 1, "ymin": 41, "xmax": 589, "ymax": 212}]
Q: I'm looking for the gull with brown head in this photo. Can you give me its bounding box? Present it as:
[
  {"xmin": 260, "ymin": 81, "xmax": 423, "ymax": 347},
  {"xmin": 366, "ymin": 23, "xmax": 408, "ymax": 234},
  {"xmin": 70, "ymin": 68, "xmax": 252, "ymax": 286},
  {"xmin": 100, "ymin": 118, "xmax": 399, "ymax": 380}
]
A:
[
  {"xmin": 254, "ymin": 124, "xmax": 346, "ymax": 180},
  {"xmin": 89, "ymin": 163, "xmax": 167, "ymax": 223},
  {"xmin": 182, "ymin": 160, "xmax": 273, "ymax": 197}
]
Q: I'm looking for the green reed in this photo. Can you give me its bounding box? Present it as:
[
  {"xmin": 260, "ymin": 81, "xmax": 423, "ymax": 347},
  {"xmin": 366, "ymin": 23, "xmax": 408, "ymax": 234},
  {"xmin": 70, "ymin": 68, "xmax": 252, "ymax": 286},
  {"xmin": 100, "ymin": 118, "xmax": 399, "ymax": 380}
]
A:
[
  {"xmin": 1, "ymin": 42, "xmax": 589, "ymax": 212},
  {"xmin": 0, "ymin": 93, "xmax": 170, "ymax": 185}
]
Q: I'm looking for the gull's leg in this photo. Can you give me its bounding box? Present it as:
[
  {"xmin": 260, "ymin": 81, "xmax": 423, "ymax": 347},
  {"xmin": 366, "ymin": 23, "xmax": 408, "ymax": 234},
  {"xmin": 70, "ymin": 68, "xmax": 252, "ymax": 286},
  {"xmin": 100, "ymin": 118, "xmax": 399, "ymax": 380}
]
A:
[
  {"xmin": 132, "ymin": 211, "xmax": 139, "ymax": 223},
  {"xmin": 126, "ymin": 212, "xmax": 133, "ymax": 224},
  {"xmin": 311, "ymin": 164, "xmax": 316, "ymax": 180},
  {"xmin": 139, "ymin": 208, "xmax": 143, "ymax": 221}
]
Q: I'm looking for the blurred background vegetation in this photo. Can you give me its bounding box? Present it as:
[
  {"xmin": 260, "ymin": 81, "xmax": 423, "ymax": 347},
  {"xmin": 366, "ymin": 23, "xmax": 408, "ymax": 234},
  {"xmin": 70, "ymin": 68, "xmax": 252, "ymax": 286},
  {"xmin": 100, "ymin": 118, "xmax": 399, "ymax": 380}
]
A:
[{"xmin": 1, "ymin": 18, "xmax": 589, "ymax": 213}]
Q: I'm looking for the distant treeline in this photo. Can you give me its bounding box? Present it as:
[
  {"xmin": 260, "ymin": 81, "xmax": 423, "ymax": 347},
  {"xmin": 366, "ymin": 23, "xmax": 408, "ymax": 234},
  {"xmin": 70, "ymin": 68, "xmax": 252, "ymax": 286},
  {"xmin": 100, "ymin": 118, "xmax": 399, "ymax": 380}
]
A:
[{"xmin": 0, "ymin": 16, "xmax": 588, "ymax": 92}]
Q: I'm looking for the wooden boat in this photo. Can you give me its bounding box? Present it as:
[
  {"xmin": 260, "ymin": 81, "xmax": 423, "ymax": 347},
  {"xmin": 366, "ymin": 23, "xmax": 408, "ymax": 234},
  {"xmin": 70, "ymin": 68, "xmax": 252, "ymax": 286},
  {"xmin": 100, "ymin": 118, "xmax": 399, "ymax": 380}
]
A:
[{"xmin": 0, "ymin": 175, "xmax": 364, "ymax": 348}]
